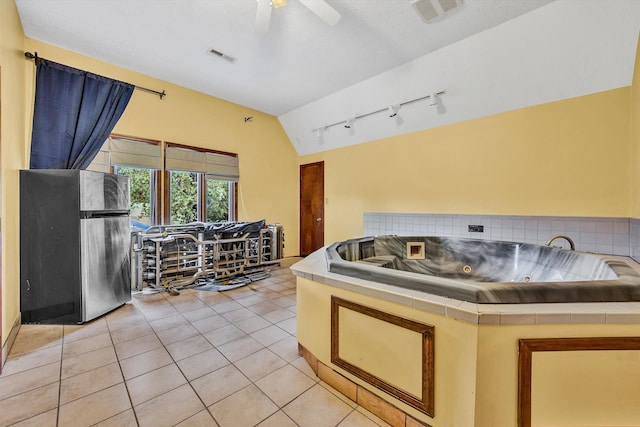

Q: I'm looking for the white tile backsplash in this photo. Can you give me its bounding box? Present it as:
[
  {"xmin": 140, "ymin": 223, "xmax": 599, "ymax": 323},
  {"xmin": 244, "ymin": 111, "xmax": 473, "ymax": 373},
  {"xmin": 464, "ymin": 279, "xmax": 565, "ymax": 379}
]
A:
[
  {"xmin": 631, "ymin": 218, "xmax": 640, "ymax": 262},
  {"xmin": 364, "ymin": 213, "xmax": 640, "ymax": 257}
]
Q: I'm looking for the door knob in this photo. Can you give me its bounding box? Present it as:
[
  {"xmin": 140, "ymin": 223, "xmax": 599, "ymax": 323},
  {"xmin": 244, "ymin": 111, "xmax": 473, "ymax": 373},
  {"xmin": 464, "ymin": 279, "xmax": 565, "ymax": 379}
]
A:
[{"xmin": 316, "ymin": 218, "xmax": 322, "ymax": 222}]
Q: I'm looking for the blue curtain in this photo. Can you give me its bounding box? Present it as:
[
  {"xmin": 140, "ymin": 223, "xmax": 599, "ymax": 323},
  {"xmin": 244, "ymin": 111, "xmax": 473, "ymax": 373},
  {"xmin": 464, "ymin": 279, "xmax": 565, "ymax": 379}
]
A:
[{"xmin": 30, "ymin": 60, "xmax": 134, "ymax": 169}]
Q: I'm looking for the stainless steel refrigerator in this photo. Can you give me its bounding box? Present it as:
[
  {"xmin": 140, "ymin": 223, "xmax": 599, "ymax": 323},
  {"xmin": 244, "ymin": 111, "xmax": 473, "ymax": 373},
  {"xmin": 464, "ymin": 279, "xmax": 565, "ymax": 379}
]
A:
[{"xmin": 20, "ymin": 169, "xmax": 131, "ymax": 324}]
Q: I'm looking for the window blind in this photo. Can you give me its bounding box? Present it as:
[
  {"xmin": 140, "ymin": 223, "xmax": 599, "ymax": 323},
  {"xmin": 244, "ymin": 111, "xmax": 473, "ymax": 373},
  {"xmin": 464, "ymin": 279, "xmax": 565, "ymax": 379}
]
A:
[
  {"xmin": 165, "ymin": 146, "xmax": 239, "ymax": 181},
  {"xmin": 87, "ymin": 137, "xmax": 162, "ymax": 172}
]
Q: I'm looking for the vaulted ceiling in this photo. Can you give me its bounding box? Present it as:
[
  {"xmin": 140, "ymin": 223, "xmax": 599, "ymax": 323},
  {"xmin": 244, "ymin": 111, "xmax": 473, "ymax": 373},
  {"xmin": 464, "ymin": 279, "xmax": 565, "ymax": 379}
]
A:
[{"xmin": 16, "ymin": 0, "xmax": 552, "ymax": 116}]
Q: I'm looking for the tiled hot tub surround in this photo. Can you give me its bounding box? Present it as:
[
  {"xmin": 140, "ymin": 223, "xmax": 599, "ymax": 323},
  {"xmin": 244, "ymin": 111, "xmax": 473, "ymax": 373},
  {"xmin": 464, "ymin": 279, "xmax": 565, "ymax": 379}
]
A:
[{"xmin": 364, "ymin": 213, "xmax": 640, "ymax": 259}]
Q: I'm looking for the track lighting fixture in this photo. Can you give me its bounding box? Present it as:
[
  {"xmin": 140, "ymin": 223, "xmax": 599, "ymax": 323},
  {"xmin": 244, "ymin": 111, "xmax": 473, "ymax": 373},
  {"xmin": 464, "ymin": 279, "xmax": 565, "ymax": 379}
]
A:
[{"xmin": 310, "ymin": 90, "xmax": 446, "ymax": 141}]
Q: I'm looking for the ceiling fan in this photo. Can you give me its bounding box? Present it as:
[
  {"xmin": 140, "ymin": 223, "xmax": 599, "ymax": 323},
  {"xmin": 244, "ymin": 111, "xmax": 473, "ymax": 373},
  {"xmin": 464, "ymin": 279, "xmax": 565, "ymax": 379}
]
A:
[{"xmin": 255, "ymin": 0, "xmax": 341, "ymax": 35}]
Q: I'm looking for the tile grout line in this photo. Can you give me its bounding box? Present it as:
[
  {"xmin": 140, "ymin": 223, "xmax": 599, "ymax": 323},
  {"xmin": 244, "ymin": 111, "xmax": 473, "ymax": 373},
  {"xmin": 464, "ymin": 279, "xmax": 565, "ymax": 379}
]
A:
[
  {"xmin": 56, "ymin": 326, "xmax": 64, "ymax": 427},
  {"xmin": 159, "ymin": 289, "xmax": 231, "ymax": 426},
  {"xmin": 105, "ymin": 314, "xmax": 141, "ymax": 427}
]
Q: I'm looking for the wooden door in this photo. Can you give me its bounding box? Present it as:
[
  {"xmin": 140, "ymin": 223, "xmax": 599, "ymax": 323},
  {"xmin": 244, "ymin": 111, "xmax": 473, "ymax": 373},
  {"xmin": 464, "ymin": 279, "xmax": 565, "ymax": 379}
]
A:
[{"xmin": 300, "ymin": 161, "xmax": 324, "ymax": 256}]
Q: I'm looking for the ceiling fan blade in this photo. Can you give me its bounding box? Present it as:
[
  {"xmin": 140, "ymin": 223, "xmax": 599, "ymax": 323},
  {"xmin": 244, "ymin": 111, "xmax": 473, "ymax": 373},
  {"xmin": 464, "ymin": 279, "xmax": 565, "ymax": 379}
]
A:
[
  {"xmin": 255, "ymin": 0, "xmax": 272, "ymax": 35},
  {"xmin": 298, "ymin": 0, "xmax": 341, "ymax": 26}
]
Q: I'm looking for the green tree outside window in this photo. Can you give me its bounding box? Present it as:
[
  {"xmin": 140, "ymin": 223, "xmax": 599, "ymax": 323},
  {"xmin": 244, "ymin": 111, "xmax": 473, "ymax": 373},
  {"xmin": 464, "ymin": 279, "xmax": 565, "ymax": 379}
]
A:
[
  {"xmin": 170, "ymin": 171, "xmax": 198, "ymax": 224},
  {"xmin": 206, "ymin": 179, "xmax": 230, "ymax": 222},
  {"xmin": 116, "ymin": 166, "xmax": 152, "ymax": 225}
]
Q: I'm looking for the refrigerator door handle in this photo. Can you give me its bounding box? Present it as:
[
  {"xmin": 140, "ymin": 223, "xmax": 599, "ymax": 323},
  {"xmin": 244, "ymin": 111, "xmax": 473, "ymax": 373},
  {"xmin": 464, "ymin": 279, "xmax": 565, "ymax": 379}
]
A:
[{"xmin": 80, "ymin": 210, "xmax": 130, "ymax": 219}]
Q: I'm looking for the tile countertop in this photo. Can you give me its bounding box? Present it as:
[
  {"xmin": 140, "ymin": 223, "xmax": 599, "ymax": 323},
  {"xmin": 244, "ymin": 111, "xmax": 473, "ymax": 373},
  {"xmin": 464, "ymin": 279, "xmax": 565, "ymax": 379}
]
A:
[{"xmin": 290, "ymin": 248, "xmax": 640, "ymax": 326}]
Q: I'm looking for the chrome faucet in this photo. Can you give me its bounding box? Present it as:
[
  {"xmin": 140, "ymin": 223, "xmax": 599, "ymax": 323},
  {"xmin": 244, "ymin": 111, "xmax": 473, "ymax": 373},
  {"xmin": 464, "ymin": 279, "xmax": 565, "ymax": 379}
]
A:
[{"xmin": 545, "ymin": 234, "xmax": 575, "ymax": 250}]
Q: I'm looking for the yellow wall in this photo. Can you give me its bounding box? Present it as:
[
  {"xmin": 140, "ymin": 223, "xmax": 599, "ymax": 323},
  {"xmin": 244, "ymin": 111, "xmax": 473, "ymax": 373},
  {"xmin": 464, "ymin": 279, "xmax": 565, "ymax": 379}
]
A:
[
  {"xmin": 0, "ymin": 0, "xmax": 28, "ymax": 349},
  {"xmin": 0, "ymin": 27, "xmax": 299, "ymax": 348},
  {"xmin": 301, "ymin": 88, "xmax": 632, "ymax": 244}
]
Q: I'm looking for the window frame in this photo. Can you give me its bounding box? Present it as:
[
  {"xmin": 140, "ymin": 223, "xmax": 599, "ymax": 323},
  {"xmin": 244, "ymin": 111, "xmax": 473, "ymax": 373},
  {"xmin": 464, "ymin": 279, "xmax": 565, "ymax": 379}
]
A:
[
  {"xmin": 113, "ymin": 165, "xmax": 160, "ymax": 226},
  {"xmin": 203, "ymin": 175, "xmax": 237, "ymax": 223}
]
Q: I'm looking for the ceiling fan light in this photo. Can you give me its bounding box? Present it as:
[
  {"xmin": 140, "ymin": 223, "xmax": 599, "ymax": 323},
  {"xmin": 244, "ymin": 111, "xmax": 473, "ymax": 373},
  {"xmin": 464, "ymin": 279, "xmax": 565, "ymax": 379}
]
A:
[
  {"xmin": 271, "ymin": 0, "xmax": 287, "ymax": 8},
  {"xmin": 412, "ymin": 0, "xmax": 463, "ymax": 24}
]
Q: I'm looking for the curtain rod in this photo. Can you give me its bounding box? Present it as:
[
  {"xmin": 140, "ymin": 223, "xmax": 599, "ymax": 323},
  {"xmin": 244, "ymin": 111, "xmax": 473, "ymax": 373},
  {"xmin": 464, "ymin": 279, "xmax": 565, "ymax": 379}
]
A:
[{"xmin": 24, "ymin": 51, "xmax": 166, "ymax": 100}]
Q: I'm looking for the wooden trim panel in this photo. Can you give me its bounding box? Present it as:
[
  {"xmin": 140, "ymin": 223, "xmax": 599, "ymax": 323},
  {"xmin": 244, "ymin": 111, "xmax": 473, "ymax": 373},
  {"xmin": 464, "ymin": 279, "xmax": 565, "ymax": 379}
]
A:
[
  {"xmin": 518, "ymin": 336, "xmax": 640, "ymax": 427},
  {"xmin": 330, "ymin": 296, "xmax": 435, "ymax": 417}
]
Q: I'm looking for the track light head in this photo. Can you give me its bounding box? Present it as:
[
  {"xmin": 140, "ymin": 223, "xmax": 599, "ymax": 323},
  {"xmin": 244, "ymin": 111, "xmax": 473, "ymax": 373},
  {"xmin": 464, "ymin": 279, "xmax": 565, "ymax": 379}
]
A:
[
  {"xmin": 429, "ymin": 92, "xmax": 439, "ymax": 106},
  {"xmin": 344, "ymin": 117, "xmax": 355, "ymax": 128},
  {"xmin": 308, "ymin": 90, "xmax": 446, "ymax": 136}
]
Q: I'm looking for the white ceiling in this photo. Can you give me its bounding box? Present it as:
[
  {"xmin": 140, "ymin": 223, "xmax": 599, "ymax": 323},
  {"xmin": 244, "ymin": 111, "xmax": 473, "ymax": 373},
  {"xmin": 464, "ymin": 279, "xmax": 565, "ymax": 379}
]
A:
[
  {"xmin": 281, "ymin": 0, "xmax": 640, "ymax": 154},
  {"xmin": 15, "ymin": 0, "xmax": 555, "ymax": 116}
]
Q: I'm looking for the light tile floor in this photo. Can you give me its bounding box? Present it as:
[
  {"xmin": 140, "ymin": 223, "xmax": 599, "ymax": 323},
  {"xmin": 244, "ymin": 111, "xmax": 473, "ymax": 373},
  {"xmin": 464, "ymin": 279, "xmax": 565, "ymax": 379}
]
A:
[{"xmin": 0, "ymin": 258, "xmax": 391, "ymax": 427}]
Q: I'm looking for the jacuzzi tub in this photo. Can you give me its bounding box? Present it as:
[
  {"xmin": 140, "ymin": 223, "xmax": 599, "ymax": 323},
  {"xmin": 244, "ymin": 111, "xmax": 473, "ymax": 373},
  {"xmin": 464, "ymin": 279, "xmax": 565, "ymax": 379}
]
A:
[{"xmin": 325, "ymin": 236, "xmax": 640, "ymax": 303}]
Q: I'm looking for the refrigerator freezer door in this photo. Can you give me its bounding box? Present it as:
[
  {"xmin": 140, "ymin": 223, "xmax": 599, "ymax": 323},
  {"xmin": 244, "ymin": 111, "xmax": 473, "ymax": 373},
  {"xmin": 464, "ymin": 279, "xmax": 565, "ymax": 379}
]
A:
[
  {"xmin": 79, "ymin": 170, "xmax": 130, "ymax": 212},
  {"xmin": 81, "ymin": 216, "xmax": 131, "ymax": 322},
  {"xmin": 21, "ymin": 170, "xmax": 82, "ymax": 323}
]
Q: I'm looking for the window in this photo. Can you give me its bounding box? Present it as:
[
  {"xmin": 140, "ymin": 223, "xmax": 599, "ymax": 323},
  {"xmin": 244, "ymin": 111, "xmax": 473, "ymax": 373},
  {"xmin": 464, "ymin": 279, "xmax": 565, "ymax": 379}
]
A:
[
  {"xmin": 115, "ymin": 166, "xmax": 155, "ymax": 226},
  {"xmin": 169, "ymin": 170, "xmax": 198, "ymax": 224},
  {"xmin": 206, "ymin": 178, "xmax": 233, "ymax": 222},
  {"xmin": 165, "ymin": 173, "xmax": 236, "ymax": 225}
]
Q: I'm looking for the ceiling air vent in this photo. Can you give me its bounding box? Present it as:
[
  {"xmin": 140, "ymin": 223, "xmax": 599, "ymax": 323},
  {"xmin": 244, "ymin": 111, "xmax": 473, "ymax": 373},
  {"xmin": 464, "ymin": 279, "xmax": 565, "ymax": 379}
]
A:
[
  {"xmin": 209, "ymin": 48, "xmax": 237, "ymax": 64},
  {"xmin": 411, "ymin": 0, "xmax": 463, "ymax": 23}
]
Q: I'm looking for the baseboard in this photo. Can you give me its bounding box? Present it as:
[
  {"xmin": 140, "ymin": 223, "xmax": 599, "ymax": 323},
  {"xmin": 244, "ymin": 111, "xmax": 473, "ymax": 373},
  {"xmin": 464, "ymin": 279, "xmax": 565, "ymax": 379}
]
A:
[
  {"xmin": 1, "ymin": 314, "xmax": 21, "ymax": 372},
  {"xmin": 297, "ymin": 342, "xmax": 432, "ymax": 427}
]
